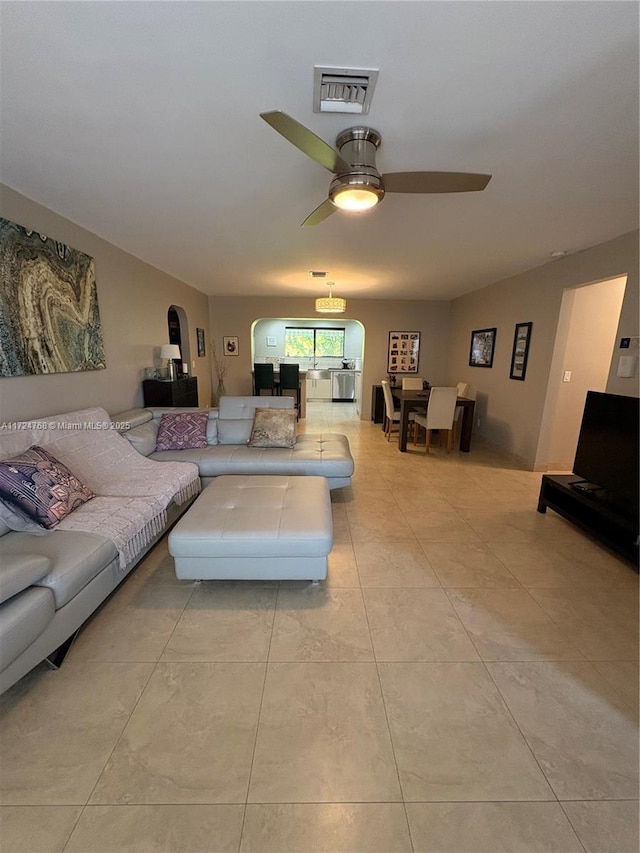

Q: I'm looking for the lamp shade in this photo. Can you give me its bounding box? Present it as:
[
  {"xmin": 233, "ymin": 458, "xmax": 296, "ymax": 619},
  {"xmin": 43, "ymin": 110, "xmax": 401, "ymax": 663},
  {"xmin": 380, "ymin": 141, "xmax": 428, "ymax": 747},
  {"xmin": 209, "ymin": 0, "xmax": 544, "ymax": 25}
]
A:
[
  {"xmin": 315, "ymin": 282, "xmax": 346, "ymax": 314},
  {"xmin": 315, "ymin": 296, "xmax": 347, "ymax": 313},
  {"xmin": 160, "ymin": 344, "xmax": 181, "ymax": 360}
]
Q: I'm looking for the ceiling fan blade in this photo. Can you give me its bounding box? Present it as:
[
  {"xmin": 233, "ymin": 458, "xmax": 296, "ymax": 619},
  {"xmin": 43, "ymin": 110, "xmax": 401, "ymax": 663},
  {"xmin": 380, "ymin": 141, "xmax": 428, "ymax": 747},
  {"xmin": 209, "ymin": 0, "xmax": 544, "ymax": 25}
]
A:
[
  {"xmin": 301, "ymin": 199, "xmax": 337, "ymax": 227},
  {"xmin": 382, "ymin": 171, "xmax": 492, "ymax": 194},
  {"xmin": 260, "ymin": 111, "xmax": 350, "ymax": 174}
]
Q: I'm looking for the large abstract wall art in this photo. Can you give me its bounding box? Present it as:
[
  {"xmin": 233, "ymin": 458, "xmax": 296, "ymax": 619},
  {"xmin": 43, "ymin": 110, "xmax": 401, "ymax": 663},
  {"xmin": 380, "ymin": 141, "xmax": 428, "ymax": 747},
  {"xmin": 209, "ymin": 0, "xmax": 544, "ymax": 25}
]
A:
[{"xmin": 0, "ymin": 218, "xmax": 106, "ymax": 377}]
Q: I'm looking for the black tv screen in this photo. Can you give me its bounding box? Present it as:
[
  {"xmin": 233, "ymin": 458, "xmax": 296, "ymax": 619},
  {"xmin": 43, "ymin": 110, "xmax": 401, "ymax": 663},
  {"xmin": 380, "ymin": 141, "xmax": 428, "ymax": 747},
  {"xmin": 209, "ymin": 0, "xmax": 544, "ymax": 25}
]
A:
[{"xmin": 573, "ymin": 391, "xmax": 639, "ymax": 514}]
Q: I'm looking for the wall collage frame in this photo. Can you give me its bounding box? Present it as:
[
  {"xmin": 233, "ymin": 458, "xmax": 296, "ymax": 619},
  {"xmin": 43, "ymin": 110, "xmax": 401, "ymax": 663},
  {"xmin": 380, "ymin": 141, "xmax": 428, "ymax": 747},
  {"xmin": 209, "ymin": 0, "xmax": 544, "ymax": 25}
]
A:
[{"xmin": 387, "ymin": 331, "xmax": 420, "ymax": 374}]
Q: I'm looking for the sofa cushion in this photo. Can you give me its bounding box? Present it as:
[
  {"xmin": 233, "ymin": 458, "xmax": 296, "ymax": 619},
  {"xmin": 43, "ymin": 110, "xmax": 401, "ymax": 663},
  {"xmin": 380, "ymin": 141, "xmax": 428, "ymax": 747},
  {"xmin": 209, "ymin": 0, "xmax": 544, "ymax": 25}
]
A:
[
  {"xmin": 217, "ymin": 419, "xmax": 253, "ymax": 445},
  {"xmin": 0, "ymin": 530, "xmax": 118, "ymax": 608},
  {"xmin": 156, "ymin": 412, "xmax": 209, "ymax": 451},
  {"xmin": 0, "ymin": 586, "xmax": 55, "ymax": 670},
  {"xmin": 124, "ymin": 420, "xmax": 159, "ymax": 457},
  {"xmin": 0, "ymin": 553, "xmax": 51, "ymax": 605},
  {"xmin": 218, "ymin": 395, "xmax": 294, "ymax": 419},
  {"xmin": 249, "ymin": 408, "xmax": 296, "ymax": 448},
  {"xmin": 205, "ymin": 417, "xmax": 218, "ymax": 445},
  {"xmin": 152, "ymin": 434, "xmax": 354, "ymax": 482},
  {"xmin": 0, "ymin": 498, "xmax": 50, "ymax": 536},
  {"xmin": 0, "ymin": 445, "xmax": 95, "ymax": 529}
]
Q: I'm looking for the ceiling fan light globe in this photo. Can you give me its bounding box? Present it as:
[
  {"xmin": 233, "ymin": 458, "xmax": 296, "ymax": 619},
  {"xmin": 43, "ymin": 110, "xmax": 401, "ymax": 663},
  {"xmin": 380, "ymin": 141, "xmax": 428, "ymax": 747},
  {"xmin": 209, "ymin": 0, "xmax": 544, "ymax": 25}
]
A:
[{"xmin": 330, "ymin": 186, "xmax": 380, "ymax": 212}]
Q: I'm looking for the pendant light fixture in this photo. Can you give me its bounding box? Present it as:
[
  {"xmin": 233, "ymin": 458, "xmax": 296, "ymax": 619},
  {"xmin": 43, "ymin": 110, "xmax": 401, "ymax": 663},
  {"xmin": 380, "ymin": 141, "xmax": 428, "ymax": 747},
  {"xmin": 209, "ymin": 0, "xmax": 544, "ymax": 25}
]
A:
[{"xmin": 315, "ymin": 281, "xmax": 346, "ymax": 314}]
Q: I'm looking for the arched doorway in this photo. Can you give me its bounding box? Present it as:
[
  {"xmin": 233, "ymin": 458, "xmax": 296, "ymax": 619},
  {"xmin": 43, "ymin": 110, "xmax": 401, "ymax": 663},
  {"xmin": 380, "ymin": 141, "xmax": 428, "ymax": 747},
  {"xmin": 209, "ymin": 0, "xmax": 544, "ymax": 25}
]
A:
[{"xmin": 167, "ymin": 305, "xmax": 192, "ymax": 376}]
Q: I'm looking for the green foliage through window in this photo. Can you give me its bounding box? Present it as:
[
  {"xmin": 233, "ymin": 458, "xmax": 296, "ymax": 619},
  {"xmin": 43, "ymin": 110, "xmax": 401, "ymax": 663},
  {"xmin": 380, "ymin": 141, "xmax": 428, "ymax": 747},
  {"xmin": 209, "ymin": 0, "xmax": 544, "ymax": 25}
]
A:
[{"xmin": 285, "ymin": 327, "xmax": 345, "ymax": 358}]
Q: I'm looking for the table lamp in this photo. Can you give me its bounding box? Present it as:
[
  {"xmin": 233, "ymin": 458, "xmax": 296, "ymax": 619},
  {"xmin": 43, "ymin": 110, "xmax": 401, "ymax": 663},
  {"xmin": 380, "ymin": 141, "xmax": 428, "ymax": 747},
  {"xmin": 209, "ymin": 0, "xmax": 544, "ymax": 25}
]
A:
[{"xmin": 160, "ymin": 344, "xmax": 181, "ymax": 381}]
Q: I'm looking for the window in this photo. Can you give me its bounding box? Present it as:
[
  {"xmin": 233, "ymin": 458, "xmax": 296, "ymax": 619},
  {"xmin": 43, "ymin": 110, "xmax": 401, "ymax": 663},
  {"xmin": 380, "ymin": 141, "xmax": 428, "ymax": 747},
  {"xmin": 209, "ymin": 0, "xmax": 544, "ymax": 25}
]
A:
[{"xmin": 285, "ymin": 327, "xmax": 345, "ymax": 358}]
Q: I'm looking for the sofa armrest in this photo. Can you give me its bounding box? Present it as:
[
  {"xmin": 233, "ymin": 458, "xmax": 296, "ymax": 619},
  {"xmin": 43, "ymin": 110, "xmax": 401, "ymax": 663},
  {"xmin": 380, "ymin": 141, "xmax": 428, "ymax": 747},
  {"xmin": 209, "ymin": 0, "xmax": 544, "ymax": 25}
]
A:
[{"xmin": 0, "ymin": 553, "xmax": 51, "ymax": 604}]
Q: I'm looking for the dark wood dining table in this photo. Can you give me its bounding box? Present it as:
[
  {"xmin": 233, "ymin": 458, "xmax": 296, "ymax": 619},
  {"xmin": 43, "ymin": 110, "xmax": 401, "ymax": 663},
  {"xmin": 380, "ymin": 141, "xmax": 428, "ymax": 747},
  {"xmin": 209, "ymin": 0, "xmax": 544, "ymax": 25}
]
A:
[{"xmin": 390, "ymin": 388, "xmax": 476, "ymax": 452}]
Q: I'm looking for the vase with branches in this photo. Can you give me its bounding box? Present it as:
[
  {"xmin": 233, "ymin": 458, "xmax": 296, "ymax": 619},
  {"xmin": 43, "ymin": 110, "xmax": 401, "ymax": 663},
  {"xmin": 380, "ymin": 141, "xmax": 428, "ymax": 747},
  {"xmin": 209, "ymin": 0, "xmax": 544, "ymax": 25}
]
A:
[{"xmin": 210, "ymin": 336, "xmax": 227, "ymax": 405}]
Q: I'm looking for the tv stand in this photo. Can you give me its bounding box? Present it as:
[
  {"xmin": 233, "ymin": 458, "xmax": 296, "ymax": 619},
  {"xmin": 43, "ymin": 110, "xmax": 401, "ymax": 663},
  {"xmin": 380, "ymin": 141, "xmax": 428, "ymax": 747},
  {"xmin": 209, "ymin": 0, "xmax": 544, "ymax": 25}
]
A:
[{"xmin": 537, "ymin": 474, "xmax": 638, "ymax": 566}]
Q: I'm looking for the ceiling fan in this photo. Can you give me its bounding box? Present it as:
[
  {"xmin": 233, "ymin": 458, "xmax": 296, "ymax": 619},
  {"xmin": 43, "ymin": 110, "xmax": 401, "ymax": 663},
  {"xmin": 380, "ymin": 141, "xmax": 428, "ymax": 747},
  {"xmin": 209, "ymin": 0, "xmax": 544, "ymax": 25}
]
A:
[{"xmin": 260, "ymin": 110, "xmax": 492, "ymax": 226}]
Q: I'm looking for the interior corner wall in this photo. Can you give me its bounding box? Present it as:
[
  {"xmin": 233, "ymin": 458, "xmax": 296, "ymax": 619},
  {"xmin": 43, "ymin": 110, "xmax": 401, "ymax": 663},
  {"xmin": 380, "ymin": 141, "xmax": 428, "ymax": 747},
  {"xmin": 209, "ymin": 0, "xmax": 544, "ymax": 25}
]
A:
[
  {"xmin": 209, "ymin": 295, "xmax": 450, "ymax": 416},
  {"xmin": 447, "ymin": 230, "xmax": 639, "ymax": 468},
  {"xmin": 0, "ymin": 185, "xmax": 212, "ymax": 421}
]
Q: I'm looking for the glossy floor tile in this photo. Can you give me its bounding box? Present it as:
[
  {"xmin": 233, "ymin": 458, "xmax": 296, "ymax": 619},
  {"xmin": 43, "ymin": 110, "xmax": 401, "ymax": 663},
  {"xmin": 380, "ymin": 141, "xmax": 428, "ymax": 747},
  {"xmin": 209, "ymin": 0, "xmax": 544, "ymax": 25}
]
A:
[
  {"xmin": 405, "ymin": 801, "xmax": 584, "ymax": 852},
  {"xmin": 240, "ymin": 803, "xmax": 412, "ymax": 852},
  {"xmin": 65, "ymin": 804, "xmax": 244, "ymax": 852},
  {"xmin": 248, "ymin": 661, "xmax": 401, "ymax": 803},
  {"xmin": 378, "ymin": 661, "xmax": 553, "ymax": 802},
  {"xmin": 90, "ymin": 662, "xmax": 266, "ymax": 804},
  {"xmin": 487, "ymin": 660, "xmax": 639, "ymax": 799},
  {"xmin": 1, "ymin": 402, "xmax": 637, "ymax": 852}
]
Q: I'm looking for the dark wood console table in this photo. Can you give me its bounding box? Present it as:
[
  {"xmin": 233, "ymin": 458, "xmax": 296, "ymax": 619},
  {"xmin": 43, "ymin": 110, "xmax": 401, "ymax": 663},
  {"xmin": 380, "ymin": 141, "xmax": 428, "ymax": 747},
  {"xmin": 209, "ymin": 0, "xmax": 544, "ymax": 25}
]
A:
[
  {"xmin": 537, "ymin": 474, "xmax": 638, "ymax": 566},
  {"xmin": 143, "ymin": 377, "xmax": 198, "ymax": 407}
]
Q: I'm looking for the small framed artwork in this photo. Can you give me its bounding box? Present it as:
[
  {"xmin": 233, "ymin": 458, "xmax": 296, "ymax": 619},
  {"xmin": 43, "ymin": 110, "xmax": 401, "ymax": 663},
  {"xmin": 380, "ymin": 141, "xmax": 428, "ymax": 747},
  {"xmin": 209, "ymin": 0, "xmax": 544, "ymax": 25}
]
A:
[
  {"xmin": 196, "ymin": 328, "xmax": 206, "ymax": 357},
  {"xmin": 388, "ymin": 331, "xmax": 420, "ymax": 373},
  {"xmin": 469, "ymin": 327, "xmax": 497, "ymax": 368},
  {"xmin": 509, "ymin": 322, "xmax": 533, "ymax": 380},
  {"xmin": 223, "ymin": 335, "xmax": 239, "ymax": 356}
]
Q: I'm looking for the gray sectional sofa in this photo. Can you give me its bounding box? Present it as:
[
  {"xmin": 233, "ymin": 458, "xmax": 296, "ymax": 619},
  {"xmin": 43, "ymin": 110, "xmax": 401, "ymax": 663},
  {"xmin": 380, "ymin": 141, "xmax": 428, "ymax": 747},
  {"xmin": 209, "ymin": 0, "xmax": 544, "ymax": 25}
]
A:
[
  {"xmin": 0, "ymin": 396, "xmax": 354, "ymax": 695},
  {"xmin": 118, "ymin": 395, "xmax": 354, "ymax": 490},
  {"xmin": 0, "ymin": 406, "xmax": 199, "ymax": 695}
]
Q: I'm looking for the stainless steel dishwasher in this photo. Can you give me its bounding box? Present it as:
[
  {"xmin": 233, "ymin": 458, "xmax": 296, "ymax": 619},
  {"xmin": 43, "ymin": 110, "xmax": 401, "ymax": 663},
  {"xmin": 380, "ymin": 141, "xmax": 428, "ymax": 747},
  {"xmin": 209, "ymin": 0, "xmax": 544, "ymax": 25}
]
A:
[{"xmin": 331, "ymin": 370, "xmax": 356, "ymax": 402}]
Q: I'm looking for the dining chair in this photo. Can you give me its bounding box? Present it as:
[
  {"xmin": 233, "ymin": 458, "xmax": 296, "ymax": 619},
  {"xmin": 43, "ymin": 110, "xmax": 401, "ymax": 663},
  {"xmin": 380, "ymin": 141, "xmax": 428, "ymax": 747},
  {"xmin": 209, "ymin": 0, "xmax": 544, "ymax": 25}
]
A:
[
  {"xmin": 402, "ymin": 376, "xmax": 424, "ymax": 390},
  {"xmin": 381, "ymin": 379, "xmax": 401, "ymax": 441},
  {"xmin": 401, "ymin": 376, "xmax": 426, "ymax": 438},
  {"xmin": 412, "ymin": 386, "xmax": 459, "ymax": 453},
  {"xmin": 453, "ymin": 381, "xmax": 470, "ymax": 442},
  {"xmin": 278, "ymin": 363, "xmax": 300, "ymax": 417},
  {"xmin": 254, "ymin": 363, "xmax": 277, "ymax": 396}
]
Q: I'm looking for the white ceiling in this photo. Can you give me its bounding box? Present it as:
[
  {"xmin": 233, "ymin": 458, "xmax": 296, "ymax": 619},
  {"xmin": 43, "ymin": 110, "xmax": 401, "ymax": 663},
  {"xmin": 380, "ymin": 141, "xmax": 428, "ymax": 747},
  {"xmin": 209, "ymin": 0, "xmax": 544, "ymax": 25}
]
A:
[{"xmin": 1, "ymin": 2, "xmax": 638, "ymax": 301}]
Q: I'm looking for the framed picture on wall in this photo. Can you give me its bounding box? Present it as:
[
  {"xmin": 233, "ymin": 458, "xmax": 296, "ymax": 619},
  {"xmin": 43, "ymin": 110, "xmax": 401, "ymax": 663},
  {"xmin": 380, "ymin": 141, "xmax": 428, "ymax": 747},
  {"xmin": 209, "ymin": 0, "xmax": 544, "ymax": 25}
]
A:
[
  {"xmin": 196, "ymin": 328, "xmax": 206, "ymax": 357},
  {"xmin": 509, "ymin": 322, "xmax": 533, "ymax": 380},
  {"xmin": 223, "ymin": 336, "xmax": 239, "ymax": 356},
  {"xmin": 388, "ymin": 331, "xmax": 420, "ymax": 373},
  {"xmin": 469, "ymin": 327, "xmax": 497, "ymax": 368}
]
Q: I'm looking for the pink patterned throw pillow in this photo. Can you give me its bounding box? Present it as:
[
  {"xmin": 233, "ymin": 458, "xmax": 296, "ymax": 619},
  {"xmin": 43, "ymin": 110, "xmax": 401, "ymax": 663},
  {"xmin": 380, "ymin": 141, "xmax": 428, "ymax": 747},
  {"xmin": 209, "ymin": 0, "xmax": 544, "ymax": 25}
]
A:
[{"xmin": 155, "ymin": 412, "xmax": 209, "ymax": 451}]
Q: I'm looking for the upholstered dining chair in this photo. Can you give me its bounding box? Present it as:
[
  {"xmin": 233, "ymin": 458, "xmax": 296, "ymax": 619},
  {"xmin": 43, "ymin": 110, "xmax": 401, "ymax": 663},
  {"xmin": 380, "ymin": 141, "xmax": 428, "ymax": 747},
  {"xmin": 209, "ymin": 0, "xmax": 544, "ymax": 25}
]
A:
[
  {"xmin": 412, "ymin": 386, "xmax": 459, "ymax": 453},
  {"xmin": 254, "ymin": 363, "xmax": 277, "ymax": 395},
  {"xmin": 381, "ymin": 379, "xmax": 401, "ymax": 441},
  {"xmin": 278, "ymin": 363, "xmax": 300, "ymax": 417},
  {"xmin": 402, "ymin": 376, "xmax": 424, "ymax": 390},
  {"xmin": 401, "ymin": 376, "xmax": 426, "ymax": 438},
  {"xmin": 453, "ymin": 381, "xmax": 470, "ymax": 442}
]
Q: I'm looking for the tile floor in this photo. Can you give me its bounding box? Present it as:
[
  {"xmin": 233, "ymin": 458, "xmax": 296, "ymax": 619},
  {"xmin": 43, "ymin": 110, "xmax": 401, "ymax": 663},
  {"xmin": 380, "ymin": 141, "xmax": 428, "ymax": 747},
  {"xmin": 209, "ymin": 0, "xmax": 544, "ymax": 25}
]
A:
[{"xmin": 1, "ymin": 402, "xmax": 638, "ymax": 852}]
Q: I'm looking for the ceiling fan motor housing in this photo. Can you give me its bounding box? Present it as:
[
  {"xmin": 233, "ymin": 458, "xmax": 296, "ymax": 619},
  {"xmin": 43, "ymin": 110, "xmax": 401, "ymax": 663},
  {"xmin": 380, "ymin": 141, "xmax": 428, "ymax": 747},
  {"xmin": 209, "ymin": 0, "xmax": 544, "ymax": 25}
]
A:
[{"xmin": 329, "ymin": 126, "xmax": 385, "ymax": 205}]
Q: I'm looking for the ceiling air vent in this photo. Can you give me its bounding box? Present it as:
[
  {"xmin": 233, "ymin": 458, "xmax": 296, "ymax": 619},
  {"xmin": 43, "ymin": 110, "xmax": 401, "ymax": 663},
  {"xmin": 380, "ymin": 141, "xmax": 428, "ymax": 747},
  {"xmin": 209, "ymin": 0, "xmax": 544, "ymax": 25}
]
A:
[{"xmin": 313, "ymin": 66, "xmax": 379, "ymax": 115}]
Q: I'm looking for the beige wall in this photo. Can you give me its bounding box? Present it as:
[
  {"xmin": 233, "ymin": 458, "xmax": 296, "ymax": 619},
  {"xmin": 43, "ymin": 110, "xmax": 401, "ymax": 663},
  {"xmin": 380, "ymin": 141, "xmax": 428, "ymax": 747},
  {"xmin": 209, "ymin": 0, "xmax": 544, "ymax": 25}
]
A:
[
  {"xmin": 209, "ymin": 296, "xmax": 451, "ymax": 411},
  {"xmin": 447, "ymin": 231, "xmax": 639, "ymax": 468},
  {"xmin": 0, "ymin": 185, "xmax": 212, "ymax": 421}
]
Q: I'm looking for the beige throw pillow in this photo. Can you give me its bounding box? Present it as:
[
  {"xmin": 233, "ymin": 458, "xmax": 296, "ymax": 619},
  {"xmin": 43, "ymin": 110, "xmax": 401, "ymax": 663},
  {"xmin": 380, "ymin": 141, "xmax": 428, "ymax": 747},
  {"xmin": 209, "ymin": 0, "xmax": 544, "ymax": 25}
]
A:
[{"xmin": 248, "ymin": 408, "xmax": 296, "ymax": 448}]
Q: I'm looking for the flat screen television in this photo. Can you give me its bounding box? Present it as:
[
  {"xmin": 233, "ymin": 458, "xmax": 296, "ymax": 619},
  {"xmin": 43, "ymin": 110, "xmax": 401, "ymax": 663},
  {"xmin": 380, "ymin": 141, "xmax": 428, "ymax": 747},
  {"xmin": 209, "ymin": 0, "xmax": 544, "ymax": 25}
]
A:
[{"xmin": 572, "ymin": 391, "xmax": 639, "ymax": 517}]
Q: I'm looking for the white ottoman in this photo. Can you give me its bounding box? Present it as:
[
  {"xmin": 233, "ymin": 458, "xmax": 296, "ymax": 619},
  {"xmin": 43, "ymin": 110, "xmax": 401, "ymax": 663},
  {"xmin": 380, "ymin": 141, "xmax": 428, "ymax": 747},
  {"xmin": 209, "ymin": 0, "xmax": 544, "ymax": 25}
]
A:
[{"xmin": 168, "ymin": 475, "xmax": 333, "ymax": 580}]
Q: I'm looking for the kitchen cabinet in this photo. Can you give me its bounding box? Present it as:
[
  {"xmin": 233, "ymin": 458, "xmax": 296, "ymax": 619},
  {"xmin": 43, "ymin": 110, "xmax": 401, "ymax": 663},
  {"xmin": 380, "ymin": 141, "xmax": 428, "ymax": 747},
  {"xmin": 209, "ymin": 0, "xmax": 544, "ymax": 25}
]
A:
[{"xmin": 306, "ymin": 378, "xmax": 332, "ymax": 400}]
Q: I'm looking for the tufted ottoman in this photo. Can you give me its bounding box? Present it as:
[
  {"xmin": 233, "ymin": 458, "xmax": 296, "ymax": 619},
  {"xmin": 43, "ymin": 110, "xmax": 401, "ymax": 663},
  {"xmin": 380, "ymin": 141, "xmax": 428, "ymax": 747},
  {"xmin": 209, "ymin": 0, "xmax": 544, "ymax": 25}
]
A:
[{"xmin": 168, "ymin": 475, "xmax": 333, "ymax": 581}]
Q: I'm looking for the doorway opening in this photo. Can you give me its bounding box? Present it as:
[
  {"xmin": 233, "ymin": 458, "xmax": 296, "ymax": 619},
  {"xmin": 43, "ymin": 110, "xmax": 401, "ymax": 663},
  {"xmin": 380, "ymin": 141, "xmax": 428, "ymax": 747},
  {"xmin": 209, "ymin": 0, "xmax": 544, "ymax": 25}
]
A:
[
  {"xmin": 167, "ymin": 305, "xmax": 191, "ymax": 377},
  {"xmin": 535, "ymin": 275, "xmax": 627, "ymax": 471},
  {"xmin": 251, "ymin": 317, "xmax": 366, "ymax": 413}
]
